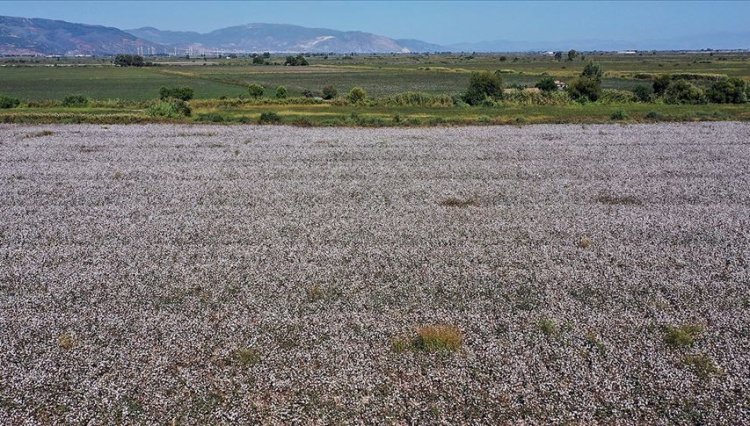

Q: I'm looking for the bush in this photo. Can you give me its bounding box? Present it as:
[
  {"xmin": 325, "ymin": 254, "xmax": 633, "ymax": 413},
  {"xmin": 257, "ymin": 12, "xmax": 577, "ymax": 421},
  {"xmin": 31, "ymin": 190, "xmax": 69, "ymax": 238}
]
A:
[
  {"xmin": 0, "ymin": 95, "xmax": 20, "ymax": 109},
  {"xmin": 645, "ymin": 111, "xmax": 664, "ymax": 120},
  {"xmin": 275, "ymin": 86, "xmax": 288, "ymax": 99},
  {"xmin": 322, "ymin": 85, "xmax": 337, "ymax": 100},
  {"xmin": 347, "ymin": 87, "xmax": 367, "ymax": 104},
  {"xmin": 252, "ymin": 56, "xmax": 265, "ymax": 65},
  {"xmin": 567, "ymin": 77, "xmax": 601, "ymax": 102},
  {"xmin": 159, "ymin": 86, "xmax": 194, "ymax": 101},
  {"xmin": 284, "ymin": 55, "xmax": 309, "ymax": 66},
  {"xmin": 706, "ymin": 78, "xmax": 747, "ymax": 104},
  {"xmin": 581, "ymin": 62, "xmax": 603, "ymax": 80},
  {"xmin": 258, "ymin": 111, "xmax": 281, "ymax": 124},
  {"xmin": 535, "ymin": 76, "xmax": 557, "ymax": 92},
  {"xmin": 610, "ymin": 110, "xmax": 628, "ymax": 120},
  {"xmin": 62, "ymin": 95, "xmax": 89, "ymax": 107},
  {"xmin": 248, "ymin": 84, "xmax": 264, "ymax": 99},
  {"xmin": 633, "ymin": 85, "xmax": 653, "ymax": 102},
  {"xmin": 147, "ymin": 99, "xmax": 191, "ymax": 118},
  {"xmin": 463, "ymin": 71, "xmax": 504, "ymax": 105},
  {"xmin": 653, "ymin": 74, "xmax": 672, "ymax": 96},
  {"xmin": 113, "ymin": 54, "xmax": 144, "ymax": 67},
  {"xmin": 599, "ymin": 89, "xmax": 637, "ymax": 103},
  {"xmin": 664, "ymin": 80, "xmax": 706, "ymax": 104},
  {"xmin": 382, "ymin": 91, "xmax": 454, "ymax": 107}
]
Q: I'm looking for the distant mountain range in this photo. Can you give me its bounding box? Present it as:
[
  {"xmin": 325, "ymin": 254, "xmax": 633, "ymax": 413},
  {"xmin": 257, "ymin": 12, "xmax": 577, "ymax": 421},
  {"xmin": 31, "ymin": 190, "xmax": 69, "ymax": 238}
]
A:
[{"xmin": 0, "ymin": 15, "xmax": 747, "ymax": 56}]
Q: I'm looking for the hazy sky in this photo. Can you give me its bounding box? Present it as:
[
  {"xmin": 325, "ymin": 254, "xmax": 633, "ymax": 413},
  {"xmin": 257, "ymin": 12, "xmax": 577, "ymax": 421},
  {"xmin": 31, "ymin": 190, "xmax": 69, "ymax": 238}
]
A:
[{"xmin": 1, "ymin": 1, "xmax": 748, "ymax": 45}]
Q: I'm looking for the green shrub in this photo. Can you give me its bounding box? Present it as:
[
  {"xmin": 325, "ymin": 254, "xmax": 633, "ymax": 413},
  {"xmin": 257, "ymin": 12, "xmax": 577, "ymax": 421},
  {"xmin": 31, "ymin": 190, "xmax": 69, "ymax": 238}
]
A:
[
  {"xmin": 633, "ymin": 85, "xmax": 653, "ymax": 102},
  {"xmin": 0, "ymin": 95, "xmax": 20, "ymax": 109},
  {"xmin": 113, "ymin": 54, "xmax": 144, "ymax": 67},
  {"xmin": 567, "ymin": 77, "xmax": 601, "ymax": 102},
  {"xmin": 706, "ymin": 78, "xmax": 747, "ymax": 104},
  {"xmin": 664, "ymin": 324, "xmax": 703, "ymax": 348},
  {"xmin": 62, "ymin": 95, "xmax": 89, "ymax": 107},
  {"xmin": 248, "ymin": 84, "xmax": 265, "ymax": 99},
  {"xmin": 535, "ymin": 76, "xmax": 558, "ymax": 92},
  {"xmin": 275, "ymin": 86, "xmax": 288, "ymax": 99},
  {"xmin": 581, "ymin": 61, "xmax": 603, "ymax": 79},
  {"xmin": 610, "ymin": 110, "xmax": 628, "ymax": 120},
  {"xmin": 147, "ymin": 99, "xmax": 191, "ymax": 118},
  {"xmin": 347, "ymin": 87, "xmax": 367, "ymax": 104},
  {"xmin": 645, "ymin": 111, "xmax": 664, "ymax": 120},
  {"xmin": 159, "ymin": 86, "xmax": 194, "ymax": 101},
  {"xmin": 664, "ymin": 80, "xmax": 706, "ymax": 104},
  {"xmin": 258, "ymin": 111, "xmax": 281, "ymax": 124},
  {"xmin": 463, "ymin": 71, "xmax": 503, "ymax": 105},
  {"xmin": 284, "ymin": 54, "xmax": 309, "ymax": 66},
  {"xmin": 195, "ymin": 113, "xmax": 225, "ymax": 122},
  {"xmin": 322, "ymin": 85, "xmax": 337, "ymax": 100},
  {"xmin": 600, "ymin": 89, "xmax": 637, "ymax": 103},
  {"xmin": 382, "ymin": 91, "xmax": 454, "ymax": 107},
  {"xmin": 653, "ymin": 74, "xmax": 672, "ymax": 96}
]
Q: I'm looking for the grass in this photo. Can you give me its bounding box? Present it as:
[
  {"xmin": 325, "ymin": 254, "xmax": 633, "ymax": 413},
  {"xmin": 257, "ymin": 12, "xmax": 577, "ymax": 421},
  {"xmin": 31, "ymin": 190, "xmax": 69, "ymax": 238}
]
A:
[
  {"xmin": 393, "ymin": 325, "xmax": 463, "ymax": 353},
  {"xmin": 596, "ymin": 194, "xmax": 643, "ymax": 206},
  {"xmin": 537, "ymin": 318, "xmax": 558, "ymax": 336},
  {"xmin": 1, "ymin": 52, "xmax": 748, "ymax": 126},
  {"xmin": 232, "ymin": 347, "xmax": 262, "ymax": 367},
  {"xmin": 664, "ymin": 324, "xmax": 704, "ymax": 348},
  {"xmin": 439, "ymin": 197, "xmax": 479, "ymax": 208},
  {"xmin": 577, "ymin": 236, "xmax": 593, "ymax": 249},
  {"xmin": 58, "ymin": 333, "xmax": 75, "ymax": 350},
  {"xmin": 683, "ymin": 353, "xmax": 722, "ymax": 379}
]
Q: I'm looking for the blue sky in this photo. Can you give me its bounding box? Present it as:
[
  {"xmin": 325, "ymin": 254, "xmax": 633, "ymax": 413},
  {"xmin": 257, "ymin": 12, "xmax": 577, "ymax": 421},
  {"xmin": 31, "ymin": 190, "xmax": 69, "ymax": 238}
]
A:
[{"xmin": 0, "ymin": 1, "xmax": 748, "ymax": 45}]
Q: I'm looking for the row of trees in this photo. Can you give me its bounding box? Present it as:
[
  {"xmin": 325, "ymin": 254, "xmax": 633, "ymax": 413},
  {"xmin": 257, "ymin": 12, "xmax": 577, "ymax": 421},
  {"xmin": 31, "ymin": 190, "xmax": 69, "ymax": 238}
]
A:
[{"xmin": 462, "ymin": 62, "xmax": 749, "ymax": 105}]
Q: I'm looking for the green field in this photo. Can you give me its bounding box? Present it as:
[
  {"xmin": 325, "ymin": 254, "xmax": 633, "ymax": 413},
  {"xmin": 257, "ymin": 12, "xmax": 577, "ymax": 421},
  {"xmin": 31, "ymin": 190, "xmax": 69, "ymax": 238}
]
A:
[{"xmin": 1, "ymin": 52, "xmax": 749, "ymax": 125}]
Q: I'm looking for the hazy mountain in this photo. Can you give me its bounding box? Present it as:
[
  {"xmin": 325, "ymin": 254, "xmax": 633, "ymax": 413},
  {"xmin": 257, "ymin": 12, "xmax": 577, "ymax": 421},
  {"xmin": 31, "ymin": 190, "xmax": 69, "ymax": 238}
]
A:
[
  {"xmin": 127, "ymin": 23, "xmax": 443, "ymax": 53},
  {"xmin": 0, "ymin": 15, "xmax": 162, "ymax": 55}
]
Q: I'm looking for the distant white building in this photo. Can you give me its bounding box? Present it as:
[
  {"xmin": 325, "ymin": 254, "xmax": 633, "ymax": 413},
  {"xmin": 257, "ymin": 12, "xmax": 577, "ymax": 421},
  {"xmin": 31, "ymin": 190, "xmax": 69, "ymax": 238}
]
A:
[{"xmin": 555, "ymin": 80, "xmax": 568, "ymax": 90}]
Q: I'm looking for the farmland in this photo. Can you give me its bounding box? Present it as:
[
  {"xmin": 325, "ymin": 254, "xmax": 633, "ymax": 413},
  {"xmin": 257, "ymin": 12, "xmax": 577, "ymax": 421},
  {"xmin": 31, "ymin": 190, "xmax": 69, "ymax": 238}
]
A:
[
  {"xmin": 1, "ymin": 52, "xmax": 749, "ymax": 125},
  {"xmin": 1, "ymin": 122, "xmax": 749, "ymax": 423}
]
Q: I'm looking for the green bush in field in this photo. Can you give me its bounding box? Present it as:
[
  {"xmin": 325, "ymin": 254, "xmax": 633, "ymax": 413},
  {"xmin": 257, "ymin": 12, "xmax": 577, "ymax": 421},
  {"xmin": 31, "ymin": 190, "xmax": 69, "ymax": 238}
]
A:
[
  {"xmin": 322, "ymin": 85, "xmax": 337, "ymax": 100},
  {"xmin": 147, "ymin": 99, "xmax": 191, "ymax": 118},
  {"xmin": 0, "ymin": 95, "xmax": 20, "ymax": 109},
  {"xmin": 62, "ymin": 95, "xmax": 89, "ymax": 107},
  {"xmin": 707, "ymin": 78, "xmax": 747, "ymax": 104},
  {"xmin": 633, "ymin": 85, "xmax": 653, "ymax": 102},
  {"xmin": 599, "ymin": 89, "xmax": 637, "ymax": 104},
  {"xmin": 347, "ymin": 87, "xmax": 367, "ymax": 104},
  {"xmin": 259, "ymin": 111, "xmax": 282, "ymax": 124},
  {"xmin": 248, "ymin": 84, "xmax": 265, "ymax": 99},
  {"xmin": 581, "ymin": 62, "xmax": 603, "ymax": 80},
  {"xmin": 567, "ymin": 77, "xmax": 601, "ymax": 102},
  {"xmin": 383, "ymin": 92, "xmax": 454, "ymax": 107},
  {"xmin": 275, "ymin": 86, "xmax": 288, "ymax": 99},
  {"xmin": 610, "ymin": 110, "xmax": 628, "ymax": 120},
  {"xmin": 653, "ymin": 74, "xmax": 672, "ymax": 96},
  {"xmin": 535, "ymin": 76, "xmax": 557, "ymax": 92},
  {"xmin": 463, "ymin": 71, "xmax": 503, "ymax": 105},
  {"xmin": 664, "ymin": 80, "xmax": 706, "ymax": 104},
  {"xmin": 159, "ymin": 87, "xmax": 194, "ymax": 101},
  {"xmin": 113, "ymin": 54, "xmax": 144, "ymax": 67},
  {"xmin": 284, "ymin": 55, "xmax": 309, "ymax": 66}
]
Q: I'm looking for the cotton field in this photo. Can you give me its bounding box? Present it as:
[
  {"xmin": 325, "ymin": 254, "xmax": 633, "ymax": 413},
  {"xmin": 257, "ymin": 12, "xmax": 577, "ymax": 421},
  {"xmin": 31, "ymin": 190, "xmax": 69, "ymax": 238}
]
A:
[{"xmin": 1, "ymin": 123, "xmax": 749, "ymax": 423}]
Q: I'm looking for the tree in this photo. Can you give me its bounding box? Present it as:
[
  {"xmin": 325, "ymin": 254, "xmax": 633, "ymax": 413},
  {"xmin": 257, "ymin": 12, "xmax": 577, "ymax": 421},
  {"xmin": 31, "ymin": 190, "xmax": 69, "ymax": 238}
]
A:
[
  {"xmin": 581, "ymin": 62, "xmax": 603, "ymax": 80},
  {"xmin": 653, "ymin": 74, "xmax": 672, "ymax": 96},
  {"xmin": 347, "ymin": 87, "xmax": 367, "ymax": 104},
  {"xmin": 567, "ymin": 77, "xmax": 601, "ymax": 102},
  {"xmin": 275, "ymin": 86, "xmax": 288, "ymax": 99},
  {"xmin": 463, "ymin": 71, "xmax": 503, "ymax": 105},
  {"xmin": 535, "ymin": 76, "xmax": 558, "ymax": 92},
  {"xmin": 284, "ymin": 55, "xmax": 309, "ymax": 66},
  {"xmin": 554, "ymin": 51, "xmax": 563, "ymax": 61},
  {"xmin": 0, "ymin": 95, "xmax": 20, "ymax": 109},
  {"xmin": 633, "ymin": 85, "xmax": 653, "ymax": 102},
  {"xmin": 262, "ymin": 52, "xmax": 271, "ymax": 59},
  {"xmin": 252, "ymin": 56, "xmax": 265, "ymax": 65},
  {"xmin": 664, "ymin": 80, "xmax": 706, "ymax": 104},
  {"xmin": 567, "ymin": 49, "xmax": 578, "ymax": 61},
  {"xmin": 322, "ymin": 85, "xmax": 337, "ymax": 100},
  {"xmin": 114, "ymin": 54, "xmax": 144, "ymax": 67},
  {"xmin": 706, "ymin": 78, "xmax": 747, "ymax": 104},
  {"xmin": 248, "ymin": 84, "xmax": 265, "ymax": 99},
  {"xmin": 159, "ymin": 87, "xmax": 194, "ymax": 101}
]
